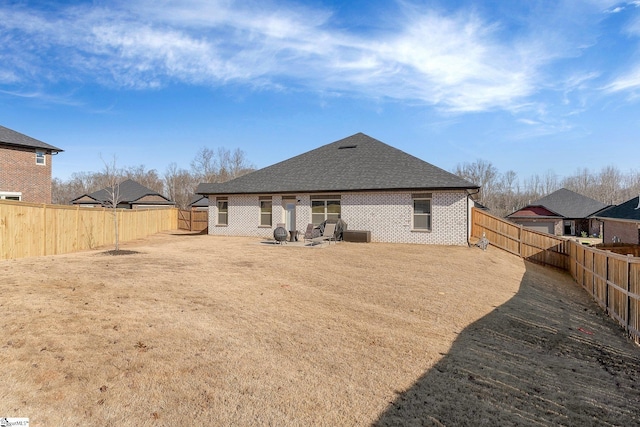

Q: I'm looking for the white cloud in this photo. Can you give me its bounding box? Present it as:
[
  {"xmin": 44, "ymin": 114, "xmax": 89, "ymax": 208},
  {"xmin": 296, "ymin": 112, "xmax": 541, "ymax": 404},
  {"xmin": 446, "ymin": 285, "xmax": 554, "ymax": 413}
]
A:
[
  {"xmin": 604, "ymin": 66, "xmax": 640, "ymax": 92},
  {"xmin": 518, "ymin": 118, "xmax": 540, "ymax": 125},
  {"xmin": 0, "ymin": 0, "xmax": 602, "ymax": 113}
]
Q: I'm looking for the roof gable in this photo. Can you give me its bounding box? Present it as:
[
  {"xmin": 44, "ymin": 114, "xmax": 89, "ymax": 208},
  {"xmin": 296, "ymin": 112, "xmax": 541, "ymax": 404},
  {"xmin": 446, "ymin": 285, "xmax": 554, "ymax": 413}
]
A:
[
  {"xmin": 196, "ymin": 133, "xmax": 477, "ymax": 195},
  {"xmin": 508, "ymin": 206, "xmax": 560, "ymax": 218},
  {"xmin": 0, "ymin": 125, "xmax": 63, "ymax": 152},
  {"xmin": 70, "ymin": 194, "xmax": 101, "ymax": 204},
  {"xmin": 513, "ymin": 188, "xmax": 608, "ymax": 219}
]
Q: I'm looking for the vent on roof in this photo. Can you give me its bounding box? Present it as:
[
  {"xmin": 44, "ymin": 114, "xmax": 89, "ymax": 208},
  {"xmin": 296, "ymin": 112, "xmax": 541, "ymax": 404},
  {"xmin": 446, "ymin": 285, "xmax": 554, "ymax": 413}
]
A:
[{"xmin": 338, "ymin": 145, "xmax": 357, "ymax": 149}]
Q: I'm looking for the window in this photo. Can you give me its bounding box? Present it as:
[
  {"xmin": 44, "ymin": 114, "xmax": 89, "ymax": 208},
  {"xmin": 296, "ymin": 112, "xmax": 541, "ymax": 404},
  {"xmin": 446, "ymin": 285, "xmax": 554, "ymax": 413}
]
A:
[
  {"xmin": 311, "ymin": 196, "xmax": 341, "ymax": 225},
  {"xmin": 260, "ymin": 197, "xmax": 272, "ymax": 227},
  {"xmin": 36, "ymin": 150, "xmax": 45, "ymax": 165},
  {"xmin": 217, "ymin": 198, "xmax": 228, "ymax": 225},
  {"xmin": 0, "ymin": 192, "xmax": 22, "ymax": 201},
  {"xmin": 413, "ymin": 193, "xmax": 432, "ymax": 231}
]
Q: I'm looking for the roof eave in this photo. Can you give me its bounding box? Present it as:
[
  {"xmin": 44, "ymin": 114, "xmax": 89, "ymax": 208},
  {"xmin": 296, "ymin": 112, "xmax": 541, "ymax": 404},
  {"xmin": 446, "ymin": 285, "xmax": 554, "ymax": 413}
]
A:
[
  {"xmin": 1, "ymin": 141, "xmax": 64, "ymax": 152},
  {"xmin": 508, "ymin": 215, "xmax": 563, "ymax": 220},
  {"xmin": 593, "ymin": 216, "xmax": 640, "ymax": 224},
  {"xmin": 197, "ymin": 185, "xmax": 479, "ymax": 196}
]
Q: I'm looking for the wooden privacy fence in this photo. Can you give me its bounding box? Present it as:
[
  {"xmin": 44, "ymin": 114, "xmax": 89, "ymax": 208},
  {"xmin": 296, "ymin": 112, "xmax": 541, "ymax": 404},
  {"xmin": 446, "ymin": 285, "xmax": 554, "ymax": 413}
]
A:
[
  {"xmin": 472, "ymin": 207, "xmax": 640, "ymax": 344},
  {"xmin": 178, "ymin": 209, "xmax": 208, "ymax": 232},
  {"xmin": 471, "ymin": 208, "xmax": 569, "ymax": 270},
  {"xmin": 0, "ymin": 200, "xmax": 178, "ymax": 260},
  {"xmin": 570, "ymin": 244, "xmax": 640, "ymax": 344}
]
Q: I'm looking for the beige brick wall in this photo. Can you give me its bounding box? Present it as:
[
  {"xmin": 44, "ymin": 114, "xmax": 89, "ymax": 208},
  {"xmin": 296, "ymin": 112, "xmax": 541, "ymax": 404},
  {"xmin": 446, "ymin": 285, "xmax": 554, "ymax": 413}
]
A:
[
  {"xmin": 208, "ymin": 190, "xmax": 469, "ymax": 245},
  {"xmin": 602, "ymin": 220, "xmax": 639, "ymax": 244},
  {"xmin": 0, "ymin": 145, "xmax": 53, "ymax": 203},
  {"xmin": 554, "ymin": 220, "xmax": 563, "ymax": 236}
]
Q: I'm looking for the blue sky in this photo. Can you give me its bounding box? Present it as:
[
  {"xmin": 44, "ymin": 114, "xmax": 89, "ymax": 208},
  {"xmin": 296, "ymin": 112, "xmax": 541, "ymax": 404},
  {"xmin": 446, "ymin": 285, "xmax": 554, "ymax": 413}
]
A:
[{"xmin": 2, "ymin": 0, "xmax": 640, "ymax": 182}]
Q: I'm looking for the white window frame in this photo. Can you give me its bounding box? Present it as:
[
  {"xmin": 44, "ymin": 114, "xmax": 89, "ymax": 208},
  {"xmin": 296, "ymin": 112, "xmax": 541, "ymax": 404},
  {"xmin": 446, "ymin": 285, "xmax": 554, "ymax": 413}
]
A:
[
  {"xmin": 0, "ymin": 191, "xmax": 22, "ymax": 201},
  {"xmin": 217, "ymin": 198, "xmax": 228, "ymax": 226},
  {"xmin": 311, "ymin": 195, "xmax": 341, "ymax": 226},
  {"xmin": 36, "ymin": 150, "xmax": 46, "ymax": 165},
  {"xmin": 259, "ymin": 197, "xmax": 272, "ymax": 227},
  {"xmin": 412, "ymin": 193, "xmax": 432, "ymax": 231}
]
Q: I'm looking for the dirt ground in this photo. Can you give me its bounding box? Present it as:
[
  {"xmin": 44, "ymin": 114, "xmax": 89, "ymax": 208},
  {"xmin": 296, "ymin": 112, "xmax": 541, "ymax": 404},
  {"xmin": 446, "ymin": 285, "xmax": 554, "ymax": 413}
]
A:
[{"xmin": 1, "ymin": 232, "xmax": 638, "ymax": 426}]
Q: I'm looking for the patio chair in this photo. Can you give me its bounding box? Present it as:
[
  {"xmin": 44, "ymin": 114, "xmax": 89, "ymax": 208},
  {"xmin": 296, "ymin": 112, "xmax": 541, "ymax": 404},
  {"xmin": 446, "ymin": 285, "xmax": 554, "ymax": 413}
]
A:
[
  {"xmin": 309, "ymin": 223, "xmax": 337, "ymax": 245},
  {"xmin": 303, "ymin": 223, "xmax": 318, "ymax": 244}
]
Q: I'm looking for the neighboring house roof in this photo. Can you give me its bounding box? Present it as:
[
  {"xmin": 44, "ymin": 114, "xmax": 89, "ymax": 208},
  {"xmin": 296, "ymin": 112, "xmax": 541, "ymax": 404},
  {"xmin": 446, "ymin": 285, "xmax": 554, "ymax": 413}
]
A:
[
  {"xmin": 506, "ymin": 188, "xmax": 609, "ymax": 219},
  {"xmin": 71, "ymin": 179, "xmax": 174, "ymax": 206},
  {"xmin": 0, "ymin": 125, "xmax": 63, "ymax": 152},
  {"xmin": 594, "ymin": 196, "xmax": 640, "ymax": 222},
  {"xmin": 196, "ymin": 133, "xmax": 478, "ymax": 195},
  {"xmin": 188, "ymin": 194, "xmax": 209, "ymax": 208},
  {"xmin": 472, "ymin": 200, "xmax": 489, "ymax": 211}
]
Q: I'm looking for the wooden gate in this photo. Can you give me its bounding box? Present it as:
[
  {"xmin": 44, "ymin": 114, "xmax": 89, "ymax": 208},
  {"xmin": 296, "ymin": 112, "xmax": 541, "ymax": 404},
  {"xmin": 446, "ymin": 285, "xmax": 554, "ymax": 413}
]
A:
[{"xmin": 178, "ymin": 209, "xmax": 208, "ymax": 232}]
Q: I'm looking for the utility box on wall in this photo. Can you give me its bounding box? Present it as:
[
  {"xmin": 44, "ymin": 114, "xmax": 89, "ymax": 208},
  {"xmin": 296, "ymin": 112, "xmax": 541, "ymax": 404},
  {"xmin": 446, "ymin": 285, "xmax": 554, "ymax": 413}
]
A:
[{"xmin": 343, "ymin": 230, "xmax": 371, "ymax": 243}]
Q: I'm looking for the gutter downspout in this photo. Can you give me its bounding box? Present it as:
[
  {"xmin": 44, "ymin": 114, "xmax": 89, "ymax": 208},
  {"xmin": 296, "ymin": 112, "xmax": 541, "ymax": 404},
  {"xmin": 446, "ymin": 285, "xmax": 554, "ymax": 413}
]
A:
[{"xmin": 467, "ymin": 188, "xmax": 481, "ymax": 246}]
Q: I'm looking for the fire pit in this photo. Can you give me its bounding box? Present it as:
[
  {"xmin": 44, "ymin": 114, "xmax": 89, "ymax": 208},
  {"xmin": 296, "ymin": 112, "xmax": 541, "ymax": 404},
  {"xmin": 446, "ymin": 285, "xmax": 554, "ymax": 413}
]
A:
[{"xmin": 273, "ymin": 227, "xmax": 288, "ymax": 244}]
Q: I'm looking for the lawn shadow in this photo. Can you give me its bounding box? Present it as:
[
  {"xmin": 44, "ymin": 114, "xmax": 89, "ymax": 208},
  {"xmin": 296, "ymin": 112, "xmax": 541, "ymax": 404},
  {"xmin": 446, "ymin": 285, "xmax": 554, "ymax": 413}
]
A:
[{"xmin": 375, "ymin": 261, "xmax": 640, "ymax": 426}]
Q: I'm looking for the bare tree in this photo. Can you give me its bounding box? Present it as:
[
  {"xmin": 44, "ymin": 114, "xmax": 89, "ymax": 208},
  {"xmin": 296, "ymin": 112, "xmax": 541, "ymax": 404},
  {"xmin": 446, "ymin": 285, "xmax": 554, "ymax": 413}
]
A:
[
  {"xmin": 191, "ymin": 147, "xmax": 219, "ymax": 183},
  {"xmin": 191, "ymin": 146, "xmax": 255, "ymax": 183},
  {"xmin": 562, "ymin": 167, "xmax": 593, "ymax": 197},
  {"xmin": 101, "ymin": 155, "xmax": 123, "ymax": 251},
  {"xmin": 123, "ymin": 165, "xmax": 164, "ymax": 194},
  {"xmin": 490, "ymin": 170, "xmax": 520, "ymax": 217},
  {"xmin": 622, "ymin": 170, "xmax": 640, "ymax": 202},
  {"xmin": 164, "ymin": 162, "xmax": 199, "ymax": 209},
  {"xmin": 52, "ymin": 177, "xmax": 75, "ymax": 205},
  {"xmin": 594, "ymin": 165, "xmax": 623, "ymax": 205},
  {"xmin": 542, "ymin": 170, "xmax": 560, "ymax": 196},
  {"xmin": 454, "ymin": 159, "xmax": 499, "ymax": 205}
]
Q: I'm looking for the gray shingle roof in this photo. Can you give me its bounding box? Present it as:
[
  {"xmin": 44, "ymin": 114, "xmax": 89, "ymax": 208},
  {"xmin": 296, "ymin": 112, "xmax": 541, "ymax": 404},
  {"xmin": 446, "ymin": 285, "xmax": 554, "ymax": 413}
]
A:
[
  {"xmin": 72, "ymin": 179, "xmax": 173, "ymax": 205},
  {"xmin": 0, "ymin": 125, "xmax": 63, "ymax": 152},
  {"xmin": 520, "ymin": 188, "xmax": 609, "ymax": 218},
  {"xmin": 196, "ymin": 133, "xmax": 477, "ymax": 195},
  {"xmin": 595, "ymin": 196, "xmax": 640, "ymax": 222},
  {"xmin": 188, "ymin": 194, "xmax": 209, "ymax": 208}
]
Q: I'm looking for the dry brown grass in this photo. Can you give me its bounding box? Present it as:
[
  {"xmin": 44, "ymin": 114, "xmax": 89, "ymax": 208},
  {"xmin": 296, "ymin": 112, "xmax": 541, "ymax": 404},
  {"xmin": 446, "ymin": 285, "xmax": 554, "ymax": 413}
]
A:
[{"xmin": 1, "ymin": 232, "xmax": 638, "ymax": 426}]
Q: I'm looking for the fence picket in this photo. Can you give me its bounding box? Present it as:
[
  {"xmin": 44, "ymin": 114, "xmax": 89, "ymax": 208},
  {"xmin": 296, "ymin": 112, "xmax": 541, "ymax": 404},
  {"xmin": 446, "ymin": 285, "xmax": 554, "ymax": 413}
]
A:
[
  {"xmin": 472, "ymin": 207, "xmax": 639, "ymax": 344},
  {"xmin": 0, "ymin": 200, "xmax": 178, "ymax": 260}
]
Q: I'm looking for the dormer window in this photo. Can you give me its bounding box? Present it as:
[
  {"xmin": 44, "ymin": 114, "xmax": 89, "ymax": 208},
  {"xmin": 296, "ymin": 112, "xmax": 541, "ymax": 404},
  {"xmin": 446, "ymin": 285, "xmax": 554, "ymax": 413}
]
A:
[{"xmin": 36, "ymin": 150, "xmax": 45, "ymax": 165}]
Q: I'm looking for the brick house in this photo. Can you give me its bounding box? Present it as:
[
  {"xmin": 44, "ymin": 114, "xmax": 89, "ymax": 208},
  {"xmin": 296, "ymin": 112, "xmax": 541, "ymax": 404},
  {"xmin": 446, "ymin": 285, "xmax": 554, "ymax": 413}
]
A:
[
  {"xmin": 196, "ymin": 133, "xmax": 479, "ymax": 245},
  {"xmin": 593, "ymin": 196, "xmax": 640, "ymax": 244},
  {"xmin": 0, "ymin": 125, "xmax": 63, "ymax": 204},
  {"xmin": 506, "ymin": 188, "xmax": 609, "ymax": 237}
]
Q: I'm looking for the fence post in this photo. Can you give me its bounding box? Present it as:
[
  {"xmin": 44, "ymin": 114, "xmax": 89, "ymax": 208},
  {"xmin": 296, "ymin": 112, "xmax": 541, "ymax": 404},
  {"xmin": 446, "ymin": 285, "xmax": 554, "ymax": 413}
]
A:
[
  {"xmin": 75, "ymin": 205, "xmax": 80, "ymax": 252},
  {"xmin": 518, "ymin": 224, "xmax": 523, "ymax": 257},
  {"xmin": 42, "ymin": 203, "xmax": 47, "ymax": 257},
  {"xmin": 627, "ymin": 255, "xmax": 632, "ymax": 332},
  {"xmin": 592, "ymin": 250, "xmax": 596, "ymax": 297},
  {"xmin": 605, "ymin": 255, "xmax": 610, "ymax": 315}
]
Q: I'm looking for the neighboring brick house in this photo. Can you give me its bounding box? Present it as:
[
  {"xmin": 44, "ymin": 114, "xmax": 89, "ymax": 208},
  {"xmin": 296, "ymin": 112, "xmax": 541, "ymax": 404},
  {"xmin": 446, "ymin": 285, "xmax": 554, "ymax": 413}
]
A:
[
  {"xmin": 71, "ymin": 179, "xmax": 175, "ymax": 209},
  {"xmin": 0, "ymin": 125, "xmax": 63, "ymax": 203},
  {"xmin": 196, "ymin": 133, "xmax": 479, "ymax": 245},
  {"xmin": 506, "ymin": 188, "xmax": 609, "ymax": 237},
  {"xmin": 593, "ymin": 196, "xmax": 640, "ymax": 244}
]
